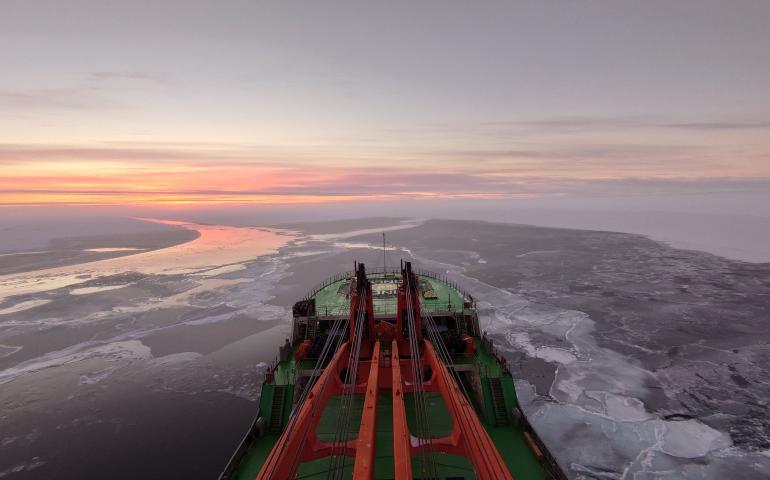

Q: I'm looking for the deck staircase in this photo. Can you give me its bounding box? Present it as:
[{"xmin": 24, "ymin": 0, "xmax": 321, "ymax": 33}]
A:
[
  {"xmin": 267, "ymin": 385, "xmax": 288, "ymax": 434},
  {"xmin": 488, "ymin": 378, "xmax": 509, "ymax": 425},
  {"xmin": 306, "ymin": 320, "xmax": 317, "ymax": 339}
]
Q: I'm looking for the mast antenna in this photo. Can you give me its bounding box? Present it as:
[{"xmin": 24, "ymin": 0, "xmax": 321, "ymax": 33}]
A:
[{"xmin": 382, "ymin": 232, "xmax": 387, "ymax": 272}]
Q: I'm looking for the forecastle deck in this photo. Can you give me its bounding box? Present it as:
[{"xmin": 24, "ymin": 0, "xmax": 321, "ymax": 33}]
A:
[{"xmin": 220, "ymin": 265, "xmax": 566, "ymax": 480}]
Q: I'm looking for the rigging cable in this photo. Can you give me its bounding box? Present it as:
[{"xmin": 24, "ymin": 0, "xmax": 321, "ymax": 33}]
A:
[
  {"xmin": 264, "ymin": 298, "xmax": 350, "ymax": 480},
  {"xmin": 422, "ymin": 308, "xmax": 510, "ymax": 479},
  {"xmin": 327, "ymin": 290, "xmax": 368, "ymax": 479},
  {"xmin": 404, "ymin": 273, "xmax": 439, "ymax": 479}
]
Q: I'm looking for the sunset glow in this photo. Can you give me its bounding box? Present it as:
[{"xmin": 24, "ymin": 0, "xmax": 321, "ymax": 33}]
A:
[
  {"xmin": 2, "ymin": 139, "xmax": 768, "ymax": 206},
  {"xmin": 1, "ymin": 2, "xmax": 768, "ymax": 208}
]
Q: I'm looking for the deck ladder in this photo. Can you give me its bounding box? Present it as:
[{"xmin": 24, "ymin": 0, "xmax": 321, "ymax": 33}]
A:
[
  {"xmin": 488, "ymin": 377, "xmax": 509, "ymax": 425},
  {"xmin": 267, "ymin": 386, "xmax": 287, "ymax": 434}
]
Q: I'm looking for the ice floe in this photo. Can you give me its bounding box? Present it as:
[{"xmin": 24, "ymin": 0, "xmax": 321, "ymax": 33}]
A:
[
  {"xmin": 79, "ymin": 366, "xmax": 117, "ymax": 385},
  {"xmin": 0, "ymin": 299, "xmax": 52, "ymax": 315},
  {"xmin": 149, "ymin": 352, "xmax": 202, "ymax": 366},
  {"xmin": 69, "ymin": 284, "xmax": 130, "ymax": 295},
  {"xmin": 0, "ymin": 344, "xmax": 22, "ymax": 358},
  {"xmin": 310, "ymin": 218, "xmax": 425, "ymax": 241},
  {"xmin": 83, "ymin": 247, "xmax": 144, "ymax": 253},
  {"xmin": 0, "ymin": 340, "xmax": 151, "ymax": 385}
]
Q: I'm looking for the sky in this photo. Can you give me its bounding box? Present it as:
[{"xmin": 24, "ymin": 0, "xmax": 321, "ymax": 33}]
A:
[{"xmin": 1, "ymin": 0, "xmax": 769, "ymax": 207}]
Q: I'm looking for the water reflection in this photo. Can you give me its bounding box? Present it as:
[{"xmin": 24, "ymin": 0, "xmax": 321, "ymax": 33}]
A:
[{"xmin": 0, "ymin": 220, "xmax": 291, "ymax": 301}]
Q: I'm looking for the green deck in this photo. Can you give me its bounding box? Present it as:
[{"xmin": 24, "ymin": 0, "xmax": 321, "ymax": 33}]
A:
[
  {"xmin": 224, "ymin": 273, "xmax": 553, "ymax": 480},
  {"xmin": 313, "ymin": 273, "xmax": 467, "ymax": 316},
  {"xmin": 228, "ymin": 339, "xmax": 546, "ymax": 480}
]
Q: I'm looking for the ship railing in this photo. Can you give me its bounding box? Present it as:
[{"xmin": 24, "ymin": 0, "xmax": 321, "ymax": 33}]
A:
[
  {"xmin": 314, "ymin": 304, "xmax": 465, "ymax": 316},
  {"xmin": 371, "ymin": 266, "xmax": 474, "ymax": 302},
  {"xmin": 446, "ymin": 353, "xmax": 476, "ymax": 365},
  {"xmin": 477, "ymin": 360, "xmax": 494, "ymax": 379},
  {"xmin": 301, "ymin": 266, "xmax": 475, "ymax": 306},
  {"xmin": 302, "ymin": 270, "xmax": 353, "ymax": 300},
  {"xmin": 262, "ymin": 354, "xmax": 280, "ymax": 382},
  {"xmin": 477, "ymin": 334, "xmax": 513, "ymax": 379}
]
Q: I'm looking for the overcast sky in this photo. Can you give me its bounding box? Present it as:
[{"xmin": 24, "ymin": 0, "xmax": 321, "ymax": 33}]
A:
[{"xmin": 1, "ymin": 0, "xmax": 769, "ymax": 206}]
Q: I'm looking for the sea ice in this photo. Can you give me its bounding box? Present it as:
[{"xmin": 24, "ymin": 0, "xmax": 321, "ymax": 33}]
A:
[
  {"xmin": 0, "ymin": 340, "xmax": 151, "ymax": 385},
  {"xmin": 0, "ymin": 299, "xmax": 52, "ymax": 315},
  {"xmin": 69, "ymin": 284, "xmax": 130, "ymax": 295},
  {"xmin": 398, "ymin": 247, "xmax": 761, "ymax": 479},
  {"xmin": 660, "ymin": 420, "xmax": 732, "ymax": 458}
]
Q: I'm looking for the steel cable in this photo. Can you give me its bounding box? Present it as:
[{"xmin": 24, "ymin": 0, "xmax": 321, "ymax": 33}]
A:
[
  {"xmin": 284, "ymin": 312, "xmax": 350, "ymax": 479},
  {"xmin": 264, "ymin": 300, "xmax": 351, "ymax": 480},
  {"xmin": 422, "ymin": 309, "xmax": 510, "ymax": 479},
  {"xmin": 327, "ymin": 291, "xmax": 368, "ymax": 479},
  {"xmin": 404, "ymin": 274, "xmax": 439, "ymax": 479}
]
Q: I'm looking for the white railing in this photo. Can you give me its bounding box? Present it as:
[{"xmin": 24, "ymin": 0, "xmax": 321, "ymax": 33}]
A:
[{"xmin": 302, "ymin": 266, "xmax": 474, "ymax": 305}]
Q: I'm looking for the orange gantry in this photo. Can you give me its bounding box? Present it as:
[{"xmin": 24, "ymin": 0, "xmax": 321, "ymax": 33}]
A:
[
  {"xmin": 256, "ymin": 262, "xmax": 513, "ymax": 480},
  {"xmin": 352, "ymin": 340, "xmax": 381, "ymax": 477}
]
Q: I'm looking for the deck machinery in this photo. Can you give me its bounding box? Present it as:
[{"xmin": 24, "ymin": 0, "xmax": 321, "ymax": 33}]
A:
[{"xmin": 220, "ymin": 261, "xmax": 566, "ymax": 480}]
